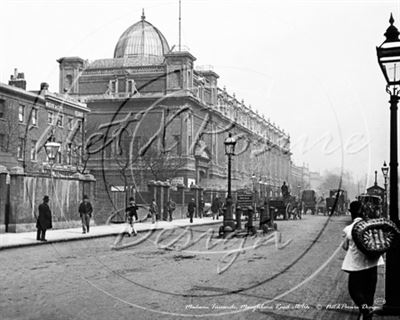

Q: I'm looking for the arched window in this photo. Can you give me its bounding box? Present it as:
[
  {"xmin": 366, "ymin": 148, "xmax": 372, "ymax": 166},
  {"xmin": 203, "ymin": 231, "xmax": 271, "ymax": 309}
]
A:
[{"xmin": 65, "ymin": 74, "xmax": 73, "ymax": 87}]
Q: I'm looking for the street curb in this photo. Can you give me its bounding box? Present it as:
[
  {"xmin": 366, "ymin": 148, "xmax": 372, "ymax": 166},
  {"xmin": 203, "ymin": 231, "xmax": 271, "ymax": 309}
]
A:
[{"xmin": 0, "ymin": 221, "xmax": 222, "ymax": 251}]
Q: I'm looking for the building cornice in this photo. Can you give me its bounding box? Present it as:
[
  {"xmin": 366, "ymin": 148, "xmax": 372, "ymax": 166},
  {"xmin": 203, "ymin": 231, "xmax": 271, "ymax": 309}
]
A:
[
  {"xmin": 0, "ymin": 82, "xmax": 45, "ymax": 104},
  {"xmin": 45, "ymin": 92, "xmax": 89, "ymax": 113}
]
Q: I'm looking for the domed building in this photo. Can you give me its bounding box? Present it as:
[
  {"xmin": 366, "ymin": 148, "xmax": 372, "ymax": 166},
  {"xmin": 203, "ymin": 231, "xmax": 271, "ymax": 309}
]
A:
[
  {"xmin": 113, "ymin": 10, "xmax": 170, "ymax": 64},
  {"xmin": 57, "ymin": 11, "xmax": 292, "ymax": 223}
]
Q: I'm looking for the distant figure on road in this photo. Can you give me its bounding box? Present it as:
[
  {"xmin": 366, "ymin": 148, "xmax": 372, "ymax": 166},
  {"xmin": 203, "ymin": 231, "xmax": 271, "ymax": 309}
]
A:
[
  {"xmin": 281, "ymin": 181, "xmax": 289, "ymax": 198},
  {"xmin": 79, "ymin": 195, "xmax": 93, "ymax": 234},
  {"xmin": 341, "ymin": 201, "xmax": 384, "ymax": 320},
  {"xmin": 149, "ymin": 199, "xmax": 158, "ymax": 224},
  {"xmin": 188, "ymin": 198, "xmax": 196, "ymax": 223},
  {"xmin": 198, "ymin": 198, "xmax": 205, "ymax": 218},
  {"xmin": 36, "ymin": 195, "xmax": 52, "ymax": 241},
  {"xmin": 166, "ymin": 198, "xmax": 176, "ymax": 222},
  {"xmin": 211, "ymin": 196, "xmax": 221, "ymax": 220}
]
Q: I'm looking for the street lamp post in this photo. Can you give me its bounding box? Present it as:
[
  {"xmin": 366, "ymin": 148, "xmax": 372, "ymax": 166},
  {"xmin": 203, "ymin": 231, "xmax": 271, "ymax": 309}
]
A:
[
  {"xmin": 376, "ymin": 13, "xmax": 400, "ymax": 314},
  {"xmin": 44, "ymin": 134, "xmax": 61, "ymax": 171},
  {"xmin": 251, "ymin": 173, "xmax": 256, "ymax": 197},
  {"xmin": 223, "ymin": 133, "xmax": 237, "ymax": 236},
  {"xmin": 381, "ymin": 161, "xmax": 389, "ymax": 218},
  {"xmin": 44, "ymin": 133, "xmax": 61, "ymax": 198},
  {"xmin": 251, "ymin": 173, "xmax": 257, "ymax": 209}
]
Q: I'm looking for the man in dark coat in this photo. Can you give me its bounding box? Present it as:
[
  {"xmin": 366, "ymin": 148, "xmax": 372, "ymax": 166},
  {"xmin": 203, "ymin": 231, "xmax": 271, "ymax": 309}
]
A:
[
  {"xmin": 188, "ymin": 198, "xmax": 196, "ymax": 223},
  {"xmin": 211, "ymin": 196, "xmax": 221, "ymax": 220},
  {"xmin": 281, "ymin": 181, "xmax": 289, "ymax": 198},
  {"xmin": 198, "ymin": 198, "xmax": 205, "ymax": 218},
  {"xmin": 36, "ymin": 195, "xmax": 52, "ymax": 241},
  {"xmin": 79, "ymin": 195, "xmax": 93, "ymax": 234}
]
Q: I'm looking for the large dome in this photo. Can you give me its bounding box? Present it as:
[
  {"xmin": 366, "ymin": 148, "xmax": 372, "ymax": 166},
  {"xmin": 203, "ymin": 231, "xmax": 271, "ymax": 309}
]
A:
[{"xmin": 113, "ymin": 10, "xmax": 170, "ymax": 65}]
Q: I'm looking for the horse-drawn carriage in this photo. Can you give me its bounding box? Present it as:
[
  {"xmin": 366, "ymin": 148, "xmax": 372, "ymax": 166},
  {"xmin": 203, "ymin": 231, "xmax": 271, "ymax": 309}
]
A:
[
  {"xmin": 316, "ymin": 195, "xmax": 326, "ymax": 214},
  {"xmin": 326, "ymin": 189, "xmax": 349, "ymax": 215},
  {"xmin": 269, "ymin": 194, "xmax": 301, "ymax": 220},
  {"xmin": 301, "ymin": 190, "xmax": 317, "ymax": 215}
]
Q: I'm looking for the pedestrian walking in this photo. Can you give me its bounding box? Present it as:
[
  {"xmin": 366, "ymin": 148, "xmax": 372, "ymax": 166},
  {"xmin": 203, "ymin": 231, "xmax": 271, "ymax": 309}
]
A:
[
  {"xmin": 36, "ymin": 195, "xmax": 52, "ymax": 241},
  {"xmin": 149, "ymin": 198, "xmax": 158, "ymax": 223},
  {"xmin": 79, "ymin": 195, "xmax": 93, "ymax": 234},
  {"xmin": 198, "ymin": 198, "xmax": 204, "ymax": 218},
  {"xmin": 342, "ymin": 201, "xmax": 384, "ymax": 320},
  {"xmin": 166, "ymin": 198, "xmax": 176, "ymax": 221},
  {"xmin": 188, "ymin": 198, "xmax": 196, "ymax": 223},
  {"xmin": 125, "ymin": 197, "xmax": 143, "ymax": 236},
  {"xmin": 211, "ymin": 196, "xmax": 221, "ymax": 220}
]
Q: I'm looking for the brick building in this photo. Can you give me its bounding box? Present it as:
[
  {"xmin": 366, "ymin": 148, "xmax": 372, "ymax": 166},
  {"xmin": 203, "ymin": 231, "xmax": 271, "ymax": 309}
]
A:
[
  {"xmin": 58, "ymin": 11, "xmax": 292, "ymax": 215},
  {"xmin": 0, "ymin": 70, "xmax": 90, "ymax": 174},
  {"xmin": 0, "ymin": 70, "xmax": 94, "ymax": 232}
]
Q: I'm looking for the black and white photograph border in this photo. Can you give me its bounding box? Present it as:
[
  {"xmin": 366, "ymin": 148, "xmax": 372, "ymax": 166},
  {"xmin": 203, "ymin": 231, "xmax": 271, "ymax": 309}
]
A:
[{"xmin": 1, "ymin": 0, "xmax": 400, "ymax": 319}]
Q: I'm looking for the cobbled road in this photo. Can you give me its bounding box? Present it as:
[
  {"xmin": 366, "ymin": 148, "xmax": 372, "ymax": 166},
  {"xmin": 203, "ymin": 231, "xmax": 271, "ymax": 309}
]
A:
[{"xmin": 0, "ymin": 215, "xmax": 391, "ymax": 320}]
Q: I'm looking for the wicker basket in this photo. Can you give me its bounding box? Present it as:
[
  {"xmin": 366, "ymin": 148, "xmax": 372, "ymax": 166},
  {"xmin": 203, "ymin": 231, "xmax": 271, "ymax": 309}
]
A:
[{"xmin": 352, "ymin": 218, "xmax": 400, "ymax": 258}]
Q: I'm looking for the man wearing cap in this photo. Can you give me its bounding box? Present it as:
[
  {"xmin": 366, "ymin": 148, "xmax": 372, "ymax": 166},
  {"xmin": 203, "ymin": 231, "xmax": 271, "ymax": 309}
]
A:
[
  {"xmin": 125, "ymin": 197, "xmax": 144, "ymax": 236},
  {"xmin": 79, "ymin": 195, "xmax": 93, "ymax": 234},
  {"xmin": 36, "ymin": 195, "xmax": 52, "ymax": 241}
]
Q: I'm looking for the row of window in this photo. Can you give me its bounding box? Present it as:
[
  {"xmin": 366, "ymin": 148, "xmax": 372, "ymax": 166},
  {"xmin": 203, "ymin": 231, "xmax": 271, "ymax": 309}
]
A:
[
  {"xmin": 15, "ymin": 104, "xmax": 79, "ymax": 130},
  {"xmin": 100, "ymin": 135, "xmax": 183, "ymax": 158},
  {"xmin": 47, "ymin": 111, "xmax": 77, "ymax": 129},
  {"xmin": 15, "ymin": 138, "xmax": 77, "ymax": 164},
  {"xmin": 0, "ymin": 100, "xmax": 4, "ymax": 118},
  {"xmin": 107, "ymin": 79, "xmax": 138, "ymax": 94},
  {"xmin": 17, "ymin": 104, "xmax": 38, "ymax": 125},
  {"xmin": 0, "ymin": 100, "xmax": 81, "ymax": 131}
]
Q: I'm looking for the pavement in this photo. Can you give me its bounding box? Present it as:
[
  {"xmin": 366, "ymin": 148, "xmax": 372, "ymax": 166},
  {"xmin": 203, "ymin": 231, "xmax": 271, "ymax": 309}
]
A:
[{"xmin": 0, "ymin": 217, "xmax": 221, "ymax": 250}]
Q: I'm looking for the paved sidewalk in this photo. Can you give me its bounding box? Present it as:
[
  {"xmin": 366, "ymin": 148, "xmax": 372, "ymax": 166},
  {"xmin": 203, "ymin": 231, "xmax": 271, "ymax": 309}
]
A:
[{"xmin": 0, "ymin": 217, "xmax": 221, "ymax": 250}]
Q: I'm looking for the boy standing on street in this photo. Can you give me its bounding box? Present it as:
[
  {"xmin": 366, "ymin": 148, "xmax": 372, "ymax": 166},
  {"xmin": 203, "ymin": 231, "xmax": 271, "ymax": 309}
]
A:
[
  {"xmin": 79, "ymin": 195, "xmax": 93, "ymax": 234},
  {"xmin": 125, "ymin": 197, "xmax": 142, "ymax": 236}
]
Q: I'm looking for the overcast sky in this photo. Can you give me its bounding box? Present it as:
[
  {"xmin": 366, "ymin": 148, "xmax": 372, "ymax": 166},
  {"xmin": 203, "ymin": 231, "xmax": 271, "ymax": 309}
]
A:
[{"xmin": 1, "ymin": 0, "xmax": 399, "ymax": 187}]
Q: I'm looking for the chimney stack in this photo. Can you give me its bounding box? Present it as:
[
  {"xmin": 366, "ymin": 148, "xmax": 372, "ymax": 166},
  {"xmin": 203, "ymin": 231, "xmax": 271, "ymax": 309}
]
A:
[
  {"xmin": 40, "ymin": 82, "xmax": 49, "ymax": 94},
  {"xmin": 8, "ymin": 68, "xmax": 27, "ymax": 90}
]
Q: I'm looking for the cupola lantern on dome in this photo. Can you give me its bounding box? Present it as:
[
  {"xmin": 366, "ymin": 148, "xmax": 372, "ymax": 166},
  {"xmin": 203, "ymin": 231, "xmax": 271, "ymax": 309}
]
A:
[
  {"xmin": 141, "ymin": 8, "xmax": 145, "ymax": 21},
  {"xmin": 113, "ymin": 9, "xmax": 170, "ymax": 65}
]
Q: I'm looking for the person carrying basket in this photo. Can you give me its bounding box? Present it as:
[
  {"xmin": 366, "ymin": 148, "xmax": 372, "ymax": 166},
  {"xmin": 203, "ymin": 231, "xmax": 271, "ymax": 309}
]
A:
[{"xmin": 342, "ymin": 201, "xmax": 384, "ymax": 320}]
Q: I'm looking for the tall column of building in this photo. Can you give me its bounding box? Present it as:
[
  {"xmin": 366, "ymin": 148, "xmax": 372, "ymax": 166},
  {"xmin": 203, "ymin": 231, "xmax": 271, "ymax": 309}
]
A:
[{"xmin": 277, "ymin": 150, "xmax": 282, "ymax": 185}]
